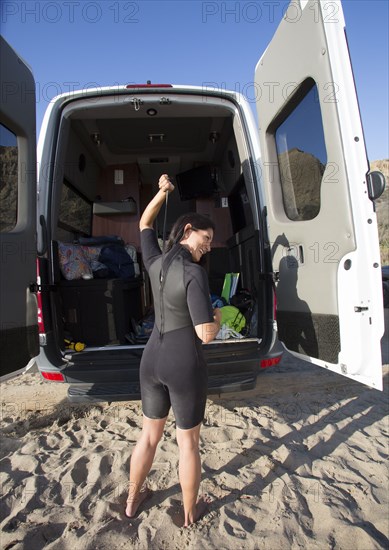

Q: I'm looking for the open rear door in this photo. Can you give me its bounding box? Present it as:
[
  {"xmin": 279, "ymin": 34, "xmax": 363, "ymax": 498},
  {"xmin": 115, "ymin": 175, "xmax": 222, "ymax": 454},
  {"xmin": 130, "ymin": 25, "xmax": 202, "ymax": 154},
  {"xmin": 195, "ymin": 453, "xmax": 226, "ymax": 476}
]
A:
[
  {"xmin": 0, "ymin": 37, "xmax": 39, "ymax": 379},
  {"xmin": 255, "ymin": 0, "xmax": 384, "ymax": 389}
]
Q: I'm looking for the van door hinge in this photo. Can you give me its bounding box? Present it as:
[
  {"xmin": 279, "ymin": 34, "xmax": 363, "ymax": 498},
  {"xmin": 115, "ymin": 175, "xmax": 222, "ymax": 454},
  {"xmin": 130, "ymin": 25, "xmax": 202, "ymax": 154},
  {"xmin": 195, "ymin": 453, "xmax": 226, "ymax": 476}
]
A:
[
  {"xmin": 258, "ymin": 272, "xmax": 277, "ymax": 283},
  {"xmin": 130, "ymin": 97, "xmax": 143, "ymax": 111},
  {"xmin": 354, "ymin": 306, "xmax": 369, "ymax": 312}
]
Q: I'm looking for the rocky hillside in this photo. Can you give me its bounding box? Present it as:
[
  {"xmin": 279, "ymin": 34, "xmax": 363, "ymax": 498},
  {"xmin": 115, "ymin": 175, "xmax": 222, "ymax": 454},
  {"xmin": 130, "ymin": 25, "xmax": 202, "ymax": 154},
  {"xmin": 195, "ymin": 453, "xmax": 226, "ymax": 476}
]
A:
[
  {"xmin": 371, "ymin": 159, "xmax": 389, "ymax": 264},
  {"xmin": 0, "ymin": 146, "xmax": 17, "ymax": 232},
  {"xmin": 278, "ymin": 148, "xmax": 325, "ymax": 220}
]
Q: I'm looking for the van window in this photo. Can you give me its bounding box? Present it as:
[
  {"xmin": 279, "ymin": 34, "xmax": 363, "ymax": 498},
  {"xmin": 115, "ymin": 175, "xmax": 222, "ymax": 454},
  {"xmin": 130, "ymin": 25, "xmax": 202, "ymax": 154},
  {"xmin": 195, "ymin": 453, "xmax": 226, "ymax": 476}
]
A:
[
  {"xmin": 58, "ymin": 180, "xmax": 92, "ymax": 236},
  {"xmin": 0, "ymin": 124, "xmax": 18, "ymax": 232},
  {"xmin": 275, "ymin": 80, "xmax": 327, "ymax": 221}
]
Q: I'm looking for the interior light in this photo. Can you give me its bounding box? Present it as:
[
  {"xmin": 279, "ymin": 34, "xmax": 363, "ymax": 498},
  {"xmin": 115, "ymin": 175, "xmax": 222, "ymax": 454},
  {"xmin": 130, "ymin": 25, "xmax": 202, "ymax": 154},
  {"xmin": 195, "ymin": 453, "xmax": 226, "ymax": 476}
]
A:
[
  {"xmin": 147, "ymin": 108, "xmax": 158, "ymax": 116},
  {"xmin": 91, "ymin": 133, "xmax": 101, "ymax": 146}
]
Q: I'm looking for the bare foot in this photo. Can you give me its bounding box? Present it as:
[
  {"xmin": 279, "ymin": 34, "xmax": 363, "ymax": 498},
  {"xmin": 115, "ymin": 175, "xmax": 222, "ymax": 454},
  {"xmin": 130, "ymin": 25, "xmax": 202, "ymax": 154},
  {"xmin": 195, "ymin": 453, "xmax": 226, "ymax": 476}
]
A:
[
  {"xmin": 183, "ymin": 495, "xmax": 212, "ymax": 527},
  {"xmin": 125, "ymin": 487, "xmax": 153, "ymax": 518}
]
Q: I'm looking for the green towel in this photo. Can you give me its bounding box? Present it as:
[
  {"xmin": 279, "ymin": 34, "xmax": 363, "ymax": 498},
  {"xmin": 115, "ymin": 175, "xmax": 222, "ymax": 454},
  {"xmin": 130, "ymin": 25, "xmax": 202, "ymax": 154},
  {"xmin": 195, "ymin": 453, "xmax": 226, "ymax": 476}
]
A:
[{"xmin": 221, "ymin": 272, "xmax": 240, "ymax": 303}]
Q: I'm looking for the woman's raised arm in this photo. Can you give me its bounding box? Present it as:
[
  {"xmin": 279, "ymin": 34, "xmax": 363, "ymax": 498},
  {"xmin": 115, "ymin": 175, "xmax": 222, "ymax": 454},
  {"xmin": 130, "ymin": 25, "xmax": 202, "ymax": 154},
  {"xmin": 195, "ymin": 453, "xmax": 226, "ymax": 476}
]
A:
[{"xmin": 139, "ymin": 174, "xmax": 174, "ymax": 231}]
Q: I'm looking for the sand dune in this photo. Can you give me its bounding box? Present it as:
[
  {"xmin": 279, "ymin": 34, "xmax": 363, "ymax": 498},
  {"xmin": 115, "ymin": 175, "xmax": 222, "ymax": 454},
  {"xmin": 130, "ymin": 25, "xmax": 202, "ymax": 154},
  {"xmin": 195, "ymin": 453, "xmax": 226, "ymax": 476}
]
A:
[{"xmin": 1, "ymin": 311, "xmax": 388, "ymax": 549}]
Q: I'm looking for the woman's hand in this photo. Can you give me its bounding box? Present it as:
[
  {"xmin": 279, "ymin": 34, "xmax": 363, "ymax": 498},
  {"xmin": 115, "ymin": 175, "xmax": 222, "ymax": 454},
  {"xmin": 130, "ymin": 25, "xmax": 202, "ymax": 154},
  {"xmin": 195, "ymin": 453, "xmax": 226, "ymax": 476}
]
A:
[
  {"xmin": 139, "ymin": 174, "xmax": 174, "ymax": 230},
  {"xmin": 213, "ymin": 308, "xmax": 222, "ymax": 325},
  {"xmin": 158, "ymin": 174, "xmax": 175, "ymax": 194}
]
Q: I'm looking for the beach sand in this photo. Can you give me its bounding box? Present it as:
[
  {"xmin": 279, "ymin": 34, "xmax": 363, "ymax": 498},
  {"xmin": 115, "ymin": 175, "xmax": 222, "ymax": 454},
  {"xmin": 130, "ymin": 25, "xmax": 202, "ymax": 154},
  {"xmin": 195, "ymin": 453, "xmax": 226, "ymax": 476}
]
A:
[{"xmin": 1, "ymin": 311, "xmax": 388, "ymax": 550}]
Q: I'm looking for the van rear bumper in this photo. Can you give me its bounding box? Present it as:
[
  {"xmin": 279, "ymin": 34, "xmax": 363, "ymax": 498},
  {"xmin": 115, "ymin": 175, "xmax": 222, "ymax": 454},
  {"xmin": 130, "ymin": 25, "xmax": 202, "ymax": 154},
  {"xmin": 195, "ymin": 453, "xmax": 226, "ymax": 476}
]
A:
[
  {"xmin": 67, "ymin": 372, "xmax": 258, "ymax": 403},
  {"xmin": 61, "ymin": 339, "xmax": 283, "ymax": 404}
]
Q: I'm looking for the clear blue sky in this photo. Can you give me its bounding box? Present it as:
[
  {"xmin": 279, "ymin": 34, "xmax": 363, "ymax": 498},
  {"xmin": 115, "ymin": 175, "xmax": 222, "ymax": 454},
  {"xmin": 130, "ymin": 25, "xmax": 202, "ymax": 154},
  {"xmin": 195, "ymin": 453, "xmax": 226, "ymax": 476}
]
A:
[{"xmin": 1, "ymin": 0, "xmax": 388, "ymax": 160}]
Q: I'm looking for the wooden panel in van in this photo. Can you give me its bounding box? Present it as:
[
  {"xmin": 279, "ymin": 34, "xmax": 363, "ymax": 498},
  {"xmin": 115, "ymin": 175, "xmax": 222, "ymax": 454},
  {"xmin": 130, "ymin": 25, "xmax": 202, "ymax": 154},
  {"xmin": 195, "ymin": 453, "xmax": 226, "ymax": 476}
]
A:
[
  {"xmin": 196, "ymin": 197, "xmax": 232, "ymax": 247},
  {"xmin": 93, "ymin": 163, "xmax": 140, "ymax": 248}
]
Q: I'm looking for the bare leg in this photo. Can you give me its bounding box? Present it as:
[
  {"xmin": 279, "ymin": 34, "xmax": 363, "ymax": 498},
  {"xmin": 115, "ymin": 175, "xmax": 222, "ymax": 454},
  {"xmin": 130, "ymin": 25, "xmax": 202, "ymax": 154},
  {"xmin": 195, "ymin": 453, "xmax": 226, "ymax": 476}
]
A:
[
  {"xmin": 176, "ymin": 423, "xmax": 208, "ymax": 527},
  {"xmin": 126, "ymin": 415, "xmax": 167, "ymax": 517}
]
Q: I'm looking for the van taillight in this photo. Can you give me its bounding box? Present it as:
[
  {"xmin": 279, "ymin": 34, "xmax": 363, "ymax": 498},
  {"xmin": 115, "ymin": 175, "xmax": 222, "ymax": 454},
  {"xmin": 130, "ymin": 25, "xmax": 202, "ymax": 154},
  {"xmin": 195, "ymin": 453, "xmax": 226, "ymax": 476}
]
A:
[
  {"xmin": 260, "ymin": 356, "xmax": 282, "ymax": 368},
  {"xmin": 41, "ymin": 371, "xmax": 64, "ymax": 382},
  {"xmin": 36, "ymin": 260, "xmax": 45, "ymax": 333}
]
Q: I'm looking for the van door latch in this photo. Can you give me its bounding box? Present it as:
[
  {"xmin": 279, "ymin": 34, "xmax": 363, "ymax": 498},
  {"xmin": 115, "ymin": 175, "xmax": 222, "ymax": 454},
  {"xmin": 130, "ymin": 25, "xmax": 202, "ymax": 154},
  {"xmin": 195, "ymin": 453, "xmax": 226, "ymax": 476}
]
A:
[
  {"xmin": 30, "ymin": 282, "xmax": 40, "ymax": 293},
  {"xmin": 354, "ymin": 306, "xmax": 369, "ymax": 312}
]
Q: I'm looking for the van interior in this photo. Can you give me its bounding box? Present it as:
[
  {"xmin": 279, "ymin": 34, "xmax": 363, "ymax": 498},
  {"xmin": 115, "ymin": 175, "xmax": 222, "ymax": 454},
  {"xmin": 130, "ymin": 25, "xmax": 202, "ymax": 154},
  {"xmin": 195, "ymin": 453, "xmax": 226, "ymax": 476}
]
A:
[{"xmin": 47, "ymin": 91, "xmax": 268, "ymax": 353}]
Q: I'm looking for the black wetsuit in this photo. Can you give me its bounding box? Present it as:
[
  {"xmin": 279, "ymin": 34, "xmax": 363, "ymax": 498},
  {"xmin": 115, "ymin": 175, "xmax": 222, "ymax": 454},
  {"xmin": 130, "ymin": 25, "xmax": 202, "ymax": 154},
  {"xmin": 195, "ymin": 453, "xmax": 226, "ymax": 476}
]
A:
[{"xmin": 140, "ymin": 228, "xmax": 214, "ymax": 429}]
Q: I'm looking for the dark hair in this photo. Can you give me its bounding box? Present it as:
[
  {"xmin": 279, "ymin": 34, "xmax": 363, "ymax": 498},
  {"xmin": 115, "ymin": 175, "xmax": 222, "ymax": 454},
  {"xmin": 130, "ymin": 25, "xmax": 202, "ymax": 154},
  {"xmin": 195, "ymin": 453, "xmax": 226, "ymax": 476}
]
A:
[{"xmin": 165, "ymin": 212, "xmax": 215, "ymax": 252}]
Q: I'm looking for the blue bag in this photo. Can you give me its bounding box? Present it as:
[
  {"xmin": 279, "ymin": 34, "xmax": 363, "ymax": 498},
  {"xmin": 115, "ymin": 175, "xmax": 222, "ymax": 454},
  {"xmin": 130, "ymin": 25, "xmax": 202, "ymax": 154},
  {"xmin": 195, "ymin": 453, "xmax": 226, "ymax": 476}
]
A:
[{"xmin": 98, "ymin": 244, "xmax": 135, "ymax": 279}]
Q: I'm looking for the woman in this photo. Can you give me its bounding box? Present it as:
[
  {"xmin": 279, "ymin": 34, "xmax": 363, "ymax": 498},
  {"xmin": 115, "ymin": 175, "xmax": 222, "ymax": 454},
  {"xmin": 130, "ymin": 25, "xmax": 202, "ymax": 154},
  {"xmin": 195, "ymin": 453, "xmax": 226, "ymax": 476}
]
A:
[{"xmin": 126, "ymin": 174, "xmax": 222, "ymax": 526}]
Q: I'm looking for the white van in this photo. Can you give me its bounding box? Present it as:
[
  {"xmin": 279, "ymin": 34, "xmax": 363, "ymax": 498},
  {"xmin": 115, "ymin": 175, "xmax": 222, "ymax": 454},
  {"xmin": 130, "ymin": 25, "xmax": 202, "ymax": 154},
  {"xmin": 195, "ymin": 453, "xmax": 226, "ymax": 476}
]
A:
[{"xmin": 0, "ymin": 0, "xmax": 385, "ymax": 401}]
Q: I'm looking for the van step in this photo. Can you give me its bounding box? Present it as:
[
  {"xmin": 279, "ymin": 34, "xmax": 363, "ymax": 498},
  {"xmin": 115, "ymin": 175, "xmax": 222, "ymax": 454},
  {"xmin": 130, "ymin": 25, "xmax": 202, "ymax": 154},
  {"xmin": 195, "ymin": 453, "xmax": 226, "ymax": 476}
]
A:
[
  {"xmin": 67, "ymin": 373, "xmax": 256, "ymax": 403},
  {"xmin": 207, "ymin": 373, "xmax": 256, "ymax": 394},
  {"xmin": 68, "ymin": 382, "xmax": 141, "ymax": 403}
]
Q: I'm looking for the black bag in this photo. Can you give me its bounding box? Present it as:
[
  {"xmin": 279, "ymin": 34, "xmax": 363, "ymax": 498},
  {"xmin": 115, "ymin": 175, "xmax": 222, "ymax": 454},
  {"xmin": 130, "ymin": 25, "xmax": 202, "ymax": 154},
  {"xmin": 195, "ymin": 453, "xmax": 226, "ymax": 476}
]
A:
[
  {"xmin": 230, "ymin": 289, "xmax": 256, "ymax": 336},
  {"xmin": 98, "ymin": 244, "xmax": 135, "ymax": 279},
  {"xmin": 230, "ymin": 289, "xmax": 255, "ymax": 312}
]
